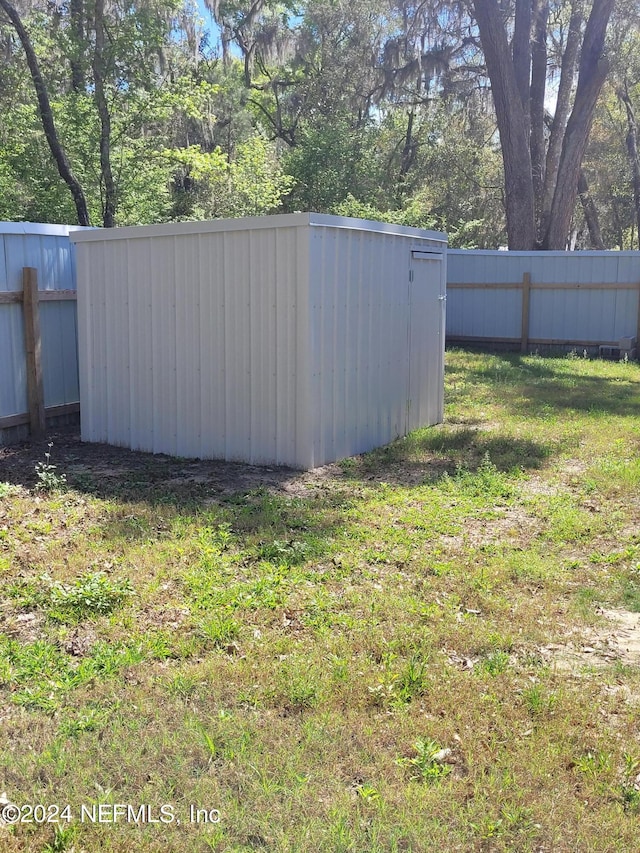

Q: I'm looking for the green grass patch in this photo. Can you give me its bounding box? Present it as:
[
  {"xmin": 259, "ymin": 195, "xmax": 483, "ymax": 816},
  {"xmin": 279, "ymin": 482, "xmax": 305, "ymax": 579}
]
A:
[{"xmin": 0, "ymin": 350, "xmax": 639, "ymax": 851}]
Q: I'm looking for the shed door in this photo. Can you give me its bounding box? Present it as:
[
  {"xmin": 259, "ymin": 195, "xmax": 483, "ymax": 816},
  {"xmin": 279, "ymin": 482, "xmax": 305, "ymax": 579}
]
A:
[{"xmin": 407, "ymin": 250, "xmax": 445, "ymax": 431}]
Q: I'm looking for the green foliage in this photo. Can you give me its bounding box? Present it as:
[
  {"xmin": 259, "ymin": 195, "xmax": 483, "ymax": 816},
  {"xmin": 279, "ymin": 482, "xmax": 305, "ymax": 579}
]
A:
[
  {"xmin": 42, "ymin": 825, "xmax": 78, "ymax": 853},
  {"xmin": 480, "ymin": 650, "xmax": 511, "ymax": 676},
  {"xmin": 0, "ymin": 0, "xmax": 630, "ymax": 246},
  {"xmin": 397, "ymin": 738, "xmax": 453, "ymax": 783},
  {"xmin": 47, "ymin": 572, "xmax": 133, "ymax": 619},
  {"xmin": 199, "ymin": 613, "xmax": 241, "ymax": 648},
  {"xmin": 284, "ymin": 118, "xmax": 377, "ymax": 212},
  {"xmin": 7, "ymin": 571, "xmax": 133, "ymax": 621},
  {"xmin": 0, "ymin": 635, "xmax": 142, "ymax": 711},
  {"xmin": 438, "ymin": 453, "xmax": 518, "ymax": 500},
  {"xmin": 166, "ymin": 133, "xmax": 293, "ymax": 220}
]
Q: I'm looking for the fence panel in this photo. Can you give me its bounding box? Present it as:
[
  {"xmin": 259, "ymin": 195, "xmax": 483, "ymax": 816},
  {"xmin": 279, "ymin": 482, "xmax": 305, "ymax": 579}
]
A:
[
  {"xmin": 0, "ymin": 223, "xmax": 82, "ymax": 443},
  {"xmin": 446, "ymin": 250, "xmax": 640, "ymax": 352},
  {"xmin": 2, "ymin": 233, "xmax": 639, "ymax": 446}
]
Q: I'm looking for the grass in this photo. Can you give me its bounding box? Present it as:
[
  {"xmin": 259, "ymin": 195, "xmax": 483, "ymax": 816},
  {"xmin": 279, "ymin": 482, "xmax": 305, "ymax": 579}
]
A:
[{"xmin": 0, "ymin": 349, "xmax": 639, "ymax": 851}]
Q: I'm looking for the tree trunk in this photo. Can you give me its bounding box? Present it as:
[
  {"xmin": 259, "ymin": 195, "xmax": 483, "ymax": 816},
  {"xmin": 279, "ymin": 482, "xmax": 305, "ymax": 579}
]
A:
[
  {"xmin": 92, "ymin": 0, "xmax": 116, "ymax": 227},
  {"xmin": 543, "ymin": 0, "xmax": 614, "ymax": 249},
  {"xmin": 0, "ymin": 0, "xmax": 90, "ymax": 225},
  {"xmin": 530, "ymin": 0, "xmax": 549, "ymax": 234},
  {"xmin": 541, "ymin": 0, "xmax": 583, "ymax": 238},
  {"xmin": 578, "ymin": 168, "xmax": 604, "ymax": 249},
  {"xmin": 513, "ymin": 0, "xmax": 532, "ymax": 122},
  {"xmin": 69, "ymin": 0, "xmax": 84, "ymax": 92},
  {"xmin": 620, "ymin": 86, "xmax": 640, "ymax": 249},
  {"xmin": 398, "ymin": 108, "xmax": 416, "ymax": 191},
  {"xmin": 473, "ymin": 0, "xmax": 536, "ymax": 249}
]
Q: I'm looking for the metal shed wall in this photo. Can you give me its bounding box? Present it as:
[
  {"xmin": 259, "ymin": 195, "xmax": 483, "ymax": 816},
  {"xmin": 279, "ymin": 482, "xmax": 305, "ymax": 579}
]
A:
[
  {"xmin": 74, "ymin": 218, "xmax": 311, "ymax": 467},
  {"xmin": 308, "ymin": 222, "xmax": 446, "ymax": 467},
  {"xmin": 0, "ymin": 223, "xmax": 80, "ymax": 427},
  {"xmin": 447, "ymin": 250, "xmax": 640, "ymax": 347},
  {"xmin": 72, "ymin": 214, "xmax": 446, "ymax": 469}
]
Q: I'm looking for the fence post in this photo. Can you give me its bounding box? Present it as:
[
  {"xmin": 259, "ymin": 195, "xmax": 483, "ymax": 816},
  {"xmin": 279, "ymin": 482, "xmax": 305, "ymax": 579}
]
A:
[
  {"xmin": 22, "ymin": 267, "xmax": 46, "ymax": 436},
  {"xmin": 520, "ymin": 272, "xmax": 531, "ymax": 354}
]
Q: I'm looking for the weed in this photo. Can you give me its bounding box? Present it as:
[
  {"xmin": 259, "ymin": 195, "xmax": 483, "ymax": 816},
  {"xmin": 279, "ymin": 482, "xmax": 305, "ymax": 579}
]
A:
[
  {"xmin": 355, "ymin": 783, "xmax": 381, "ymax": 803},
  {"xmin": 198, "ymin": 725, "xmax": 219, "ymax": 760},
  {"xmin": 86, "ymin": 640, "xmax": 144, "ymax": 676},
  {"xmin": 199, "ymin": 613, "xmax": 241, "ymax": 648},
  {"xmin": 48, "ymin": 571, "xmax": 133, "ymax": 619},
  {"xmin": 522, "ymin": 684, "xmax": 557, "ymax": 717},
  {"xmin": 470, "ymin": 815, "xmax": 505, "ymax": 839},
  {"xmin": 199, "ymin": 522, "xmax": 234, "ymax": 552},
  {"xmin": 166, "ymin": 672, "xmax": 201, "ymax": 699},
  {"xmin": 141, "ymin": 630, "xmax": 175, "ymax": 660},
  {"xmin": 481, "ymin": 650, "xmax": 511, "ymax": 676},
  {"xmin": 6, "ymin": 571, "xmax": 133, "ymax": 621},
  {"xmin": 42, "ymin": 824, "xmax": 77, "ymax": 852},
  {"xmin": 440, "ymin": 453, "xmax": 518, "ymax": 500},
  {"xmin": 59, "ymin": 708, "xmax": 106, "ymax": 737},
  {"xmin": 256, "ymin": 538, "xmax": 310, "ymax": 565},
  {"xmin": 575, "ymin": 750, "xmax": 613, "ymax": 781},
  {"xmin": 397, "ymin": 738, "xmax": 452, "ymax": 783},
  {"xmin": 276, "ymin": 662, "xmax": 320, "ymax": 710},
  {"xmin": 34, "ymin": 443, "xmax": 67, "ymax": 492},
  {"xmin": 394, "ymin": 654, "xmax": 430, "ymax": 704}
]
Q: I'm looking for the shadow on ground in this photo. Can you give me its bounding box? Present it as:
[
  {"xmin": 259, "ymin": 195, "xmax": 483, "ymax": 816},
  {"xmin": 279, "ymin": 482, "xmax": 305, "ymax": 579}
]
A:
[
  {"xmin": 458, "ymin": 351, "xmax": 640, "ymax": 418},
  {"xmin": 3, "ymin": 350, "xmax": 631, "ymax": 519},
  {"xmin": 335, "ymin": 426, "xmax": 556, "ymax": 487},
  {"xmin": 0, "ymin": 427, "xmax": 356, "ymax": 551}
]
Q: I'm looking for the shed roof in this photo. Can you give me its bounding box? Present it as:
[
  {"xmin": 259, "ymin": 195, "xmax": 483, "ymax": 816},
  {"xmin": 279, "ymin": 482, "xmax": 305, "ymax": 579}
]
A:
[
  {"xmin": 69, "ymin": 213, "xmax": 447, "ymax": 244},
  {"xmin": 0, "ymin": 222, "xmax": 85, "ymax": 237}
]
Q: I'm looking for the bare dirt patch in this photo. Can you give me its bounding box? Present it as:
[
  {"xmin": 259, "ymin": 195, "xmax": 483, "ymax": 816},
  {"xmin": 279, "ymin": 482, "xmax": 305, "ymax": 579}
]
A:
[
  {"xmin": 0, "ymin": 427, "xmax": 325, "ymax": 499},
  {"xmin": 541, "ymin": 607, "xmax": 640, "ymax": 671}
]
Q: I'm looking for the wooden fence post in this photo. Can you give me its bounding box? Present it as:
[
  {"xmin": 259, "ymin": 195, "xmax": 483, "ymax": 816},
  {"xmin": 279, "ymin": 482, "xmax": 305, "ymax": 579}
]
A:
[
  {"xmin": 22, "ymin": 267, "xmax": 46, "ymax": 436},
  {"xmin": 520, "ymin": 272, "xmax": 531, "ymax": 354}
]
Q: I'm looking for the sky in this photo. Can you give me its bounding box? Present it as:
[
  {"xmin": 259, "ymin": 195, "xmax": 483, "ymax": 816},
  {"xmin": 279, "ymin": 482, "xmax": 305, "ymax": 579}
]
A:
[{"xmin": 194, "ymin": 0, "xmax": 223, "ymax": 56}]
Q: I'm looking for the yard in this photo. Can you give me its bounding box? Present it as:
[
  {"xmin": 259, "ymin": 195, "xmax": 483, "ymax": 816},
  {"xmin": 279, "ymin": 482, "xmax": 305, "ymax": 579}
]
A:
[{"xmin": 1, "ymin": 349, "xmax": 640, "ymax": 852}]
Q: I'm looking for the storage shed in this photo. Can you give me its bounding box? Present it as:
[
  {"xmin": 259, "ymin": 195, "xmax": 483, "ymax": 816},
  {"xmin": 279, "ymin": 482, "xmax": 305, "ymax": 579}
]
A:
[{"xmin": 70, "ymin": 213, "xmax": 447, "ymax": 469}]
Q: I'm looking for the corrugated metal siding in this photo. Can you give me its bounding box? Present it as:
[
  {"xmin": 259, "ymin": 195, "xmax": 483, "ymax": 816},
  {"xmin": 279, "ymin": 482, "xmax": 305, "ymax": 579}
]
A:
[
  {"xmin": 40, "ymin": 301, "xmax": 78, "ymax": 407},
  {"xmin": 0, "ymin": 303, "xmax": 28, "ymax": 416},
  {"xmin": 73, "ymin": 214, "xmax": 446, "ymax": 469},
  {"xmin": 76, "ymin": 240, "xmax": 107, "ymax": 441},
  {"xmin": 76, "ymin": 224, "xmax": 312, "ymax": 467},
  {"xmin": 308, "ymin": 227, "xmax": 445, "ymax": 467},
  {"xmin": 447, "ymin": 250, "xmax": 640, "ymax": 344},
  {"xmin": 447, "ymin": 287, "xmax": 522, "ymax": 339},
  {"xmin": 0, "ymin": 226, "xmax": 79, "ymax": 419},
  {"xmin": 408, "ymin": 252, "xmax": 447, "ymax": 431}
]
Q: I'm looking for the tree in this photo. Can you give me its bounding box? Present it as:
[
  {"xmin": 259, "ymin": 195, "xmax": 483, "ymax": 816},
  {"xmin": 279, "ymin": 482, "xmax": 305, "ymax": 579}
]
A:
[
  {"xmin": 618, "ymin": 86, "xmax": 640, "ymax": 244},
  {"xmin": 92, "ymin": 0, "xmax": 116, "ymax": 227},
  {"xmin": 472, "ymin": 0, "xmax": 616, "ymax": 249},
  {"xmin": 0, "ymin": 0, "xmax": 90, "ymax": 224}
]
